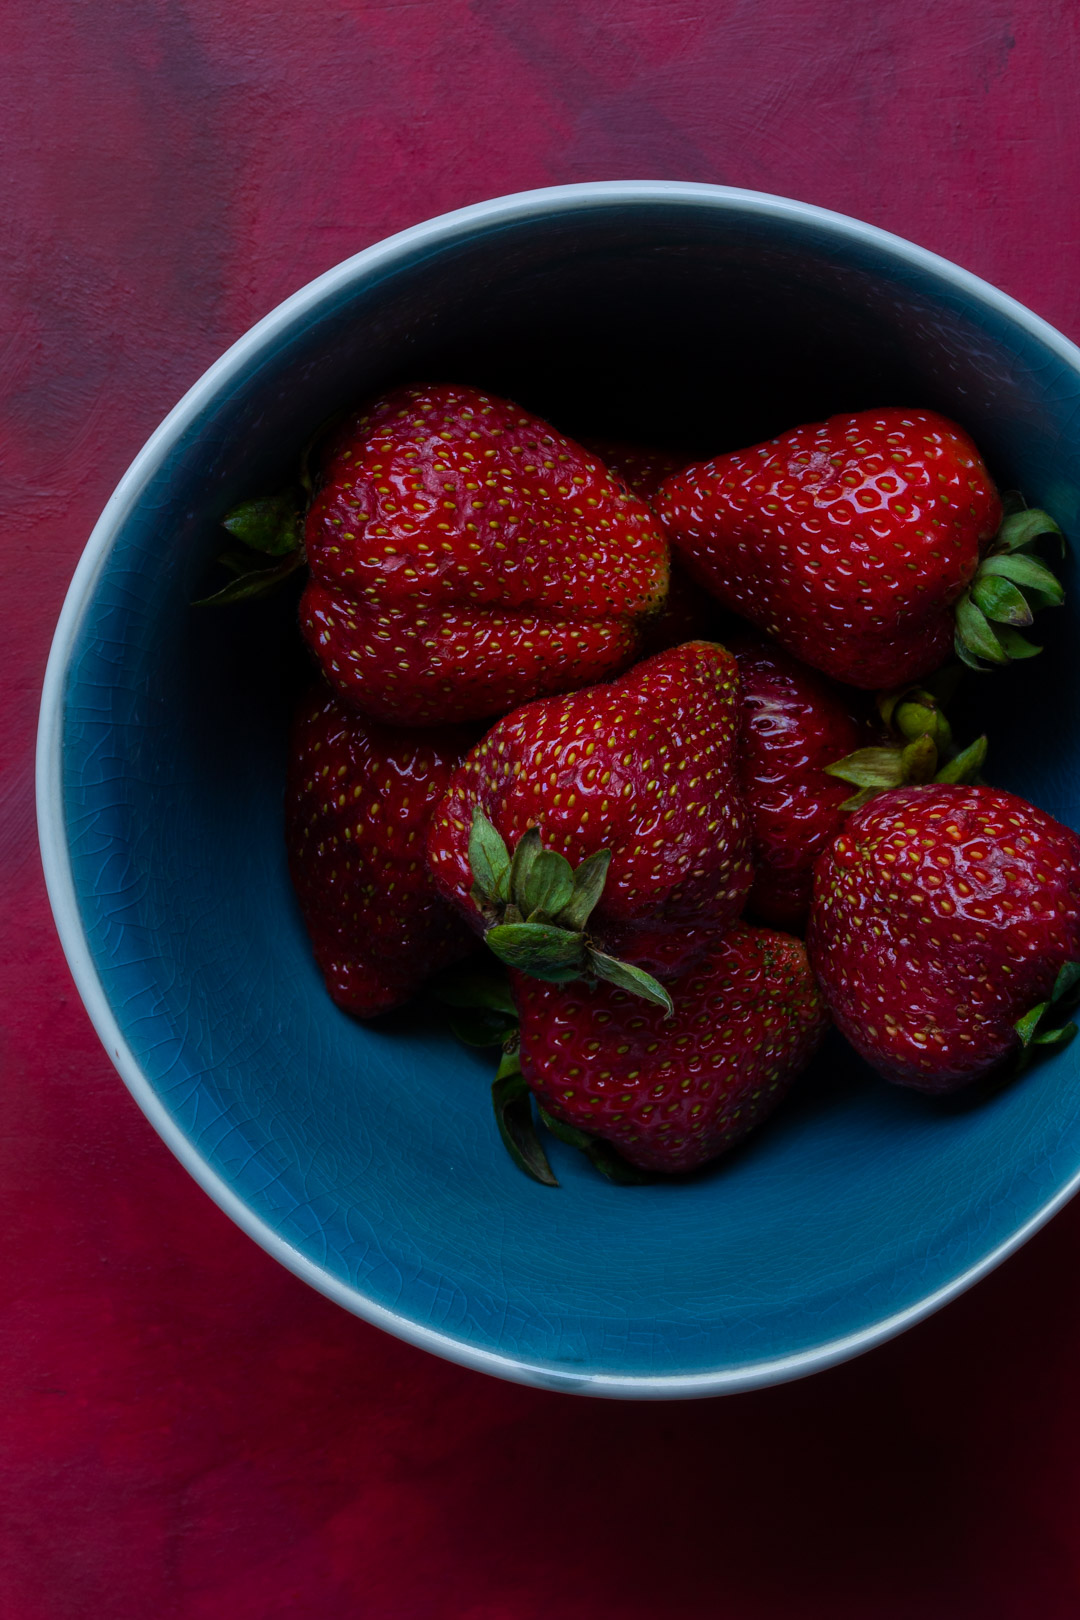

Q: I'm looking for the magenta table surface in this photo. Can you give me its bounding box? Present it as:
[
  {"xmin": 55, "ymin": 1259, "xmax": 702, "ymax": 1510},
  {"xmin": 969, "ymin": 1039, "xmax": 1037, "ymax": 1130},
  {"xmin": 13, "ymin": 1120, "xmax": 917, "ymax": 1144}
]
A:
[{"xmin": 6, "ymin": 4, "xmax": 1080, "ymax": 1616}]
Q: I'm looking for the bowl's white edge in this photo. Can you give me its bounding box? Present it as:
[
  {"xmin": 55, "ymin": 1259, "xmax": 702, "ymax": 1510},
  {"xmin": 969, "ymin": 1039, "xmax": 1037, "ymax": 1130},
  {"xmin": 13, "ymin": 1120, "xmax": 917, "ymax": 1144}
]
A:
[{"xmin": 35, "ymin": 178, "xmax": 1080, "ymax": 1400}]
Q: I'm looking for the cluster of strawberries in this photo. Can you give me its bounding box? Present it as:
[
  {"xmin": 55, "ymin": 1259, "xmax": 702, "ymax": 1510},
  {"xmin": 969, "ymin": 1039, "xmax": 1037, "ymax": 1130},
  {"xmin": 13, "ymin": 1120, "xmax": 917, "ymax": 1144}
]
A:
[{"xmin": 218, "ymin": 382, "xmax": 1080, "ymax": 1182}]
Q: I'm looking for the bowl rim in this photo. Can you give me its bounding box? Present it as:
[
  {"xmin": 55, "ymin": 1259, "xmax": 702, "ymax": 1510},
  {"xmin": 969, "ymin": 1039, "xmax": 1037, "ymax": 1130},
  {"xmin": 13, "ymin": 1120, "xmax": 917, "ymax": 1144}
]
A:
[{"xmin": 36, "ymin": 178, "xmax": 1080, "ymax": 1399}]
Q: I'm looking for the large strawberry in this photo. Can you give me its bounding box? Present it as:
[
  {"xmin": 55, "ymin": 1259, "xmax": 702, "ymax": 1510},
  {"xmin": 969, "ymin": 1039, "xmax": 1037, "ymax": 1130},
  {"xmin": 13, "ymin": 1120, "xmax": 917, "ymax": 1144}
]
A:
[
  {"xmin": 808, "ymin": 784, "xmax": 1080, "ymax": 1093},
  {"xmin": 426, "ymin": 641, "xmax": 753, "ymax": 998},
  {"xmin": 297, "ymin": 384, "xmax": 670, "ymax": 725},
  {"xmin": 286, "ymin": 684, "xmax": 475, "ymax": 1017},
  {"xmin": 655, "ymin": 409, "xmax": 1063, "ymax": 689},
  {"xmin": 506, "ymin": 925, "xmax": 828, "ymax": 1177}
]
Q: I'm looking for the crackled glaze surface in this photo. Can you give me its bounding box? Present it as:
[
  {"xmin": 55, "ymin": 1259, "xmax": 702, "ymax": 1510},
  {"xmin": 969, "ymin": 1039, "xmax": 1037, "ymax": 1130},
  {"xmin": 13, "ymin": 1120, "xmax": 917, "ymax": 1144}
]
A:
[{"xmin": 43, "ymin": 188, "xmax": 1080, "ymax": 1396}]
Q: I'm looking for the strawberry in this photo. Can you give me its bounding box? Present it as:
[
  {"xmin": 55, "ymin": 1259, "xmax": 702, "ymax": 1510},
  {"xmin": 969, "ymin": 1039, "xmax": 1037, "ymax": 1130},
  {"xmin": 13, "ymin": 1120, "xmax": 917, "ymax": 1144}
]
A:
[
  {"xmin": 509, "ymin": 924, "xmax": 829, "ymax": 1175},
  {"xmin": 733, "ymin": 637, "xmax": 987, "ymax": 929},
  {"xmin": 808, "ymin": 784, "xmax": 1080, "ymax": 1093},
  {"xmin": 298, "ymin": 384, "xmax": 670, "ymax": 725},
  {"xmin": 655, "ymin": 409, "xmax": 1063, "ymax": 689},
  {"xmin": 286, "ymin": 684, "xmax": 475, "ymax": 1017},
  {"xmin": 426, "ymin": 641, "xmax": 753, "ymax": 996},
  {"xmin": 733, "ymin": 634, "xmax": 872, "ymax": 929}
]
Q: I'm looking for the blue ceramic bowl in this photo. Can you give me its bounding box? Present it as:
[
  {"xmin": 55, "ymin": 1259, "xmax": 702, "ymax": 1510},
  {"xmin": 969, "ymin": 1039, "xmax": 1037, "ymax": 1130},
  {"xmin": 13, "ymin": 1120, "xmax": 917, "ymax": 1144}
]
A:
[{"xmin": 38, "ymin": 183, "xmax": 1080, "ymax": 1397}]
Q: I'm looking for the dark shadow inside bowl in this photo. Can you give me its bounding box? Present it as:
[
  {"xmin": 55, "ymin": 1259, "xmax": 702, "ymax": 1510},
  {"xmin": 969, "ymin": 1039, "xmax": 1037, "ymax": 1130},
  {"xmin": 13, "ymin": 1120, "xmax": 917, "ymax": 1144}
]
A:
[{"xmin": 61, "ymin": 193, "xmax": 1080, "ymax": 1389}]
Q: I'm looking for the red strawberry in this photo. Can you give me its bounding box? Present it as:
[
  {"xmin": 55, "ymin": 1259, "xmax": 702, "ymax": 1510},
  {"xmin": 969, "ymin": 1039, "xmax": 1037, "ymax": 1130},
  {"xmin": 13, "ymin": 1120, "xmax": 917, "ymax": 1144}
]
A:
[
  {"xmin": 655, "ymin": 409, "xmax": 1063, "ymax": 689},
  {"xmin": 733, "ymin": 634, "xmax": 871, "ymax": 929},
  {"xmin": 286, "ymin": 685, "xmax": 474, "ymax": 1017},
  {"xmin": 808, "ymin": 784, "xmax": 1080, "ymax": 1093},
  {"xmin": 513, "ymin": 924, "xmax": 828, "ymax": 1173},
  {"xmin": 426, "ymin": 641, "xmax": 753, "ymax": 991},
  {"xmin": 299, "ymin": 384, "xmax": 670, "ymax": 725}
]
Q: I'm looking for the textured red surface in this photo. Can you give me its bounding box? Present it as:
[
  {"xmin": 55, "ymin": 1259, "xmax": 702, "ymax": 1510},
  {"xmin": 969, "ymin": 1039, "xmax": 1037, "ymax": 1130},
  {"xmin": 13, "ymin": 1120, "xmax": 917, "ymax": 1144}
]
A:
[{"xmin": 5, "ymin": 3, "xmax": 1080, "ymax": 1614}]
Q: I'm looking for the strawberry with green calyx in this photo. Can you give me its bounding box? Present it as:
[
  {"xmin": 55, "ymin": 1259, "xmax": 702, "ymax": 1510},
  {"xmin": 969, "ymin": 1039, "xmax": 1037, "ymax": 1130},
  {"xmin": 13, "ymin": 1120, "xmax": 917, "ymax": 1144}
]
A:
[
  {"xmin": 465, "ymin": 809, "xmax": 674, "ymax": 1013},
  {"xmin": 426, "ymin": 640, "xmax": 754, "ymax": 988},
  {"xmin": 808, "ymin": 784, "xmax": 1080, "ymax": 1094},
  {"xmin": 300, "ymin": 383, "xmax": 671, "ymax": 725},
  {"xmin": 951, "ymin": 498, "xmax": 1065, "ymax": 670},
  {"xmin": 823, "ymin": 672, "xmax": 987, "ymax": 812},
  {"xmin": 286, "ymin": 684, "xmax": 475, "ymax": 1018},
  {"xmin": 505, "ymin": 925, "xmax": 829, "ymax": 1181},
  {"xmin": 655, "ymin": 408, "xmax": 1064, "ymax": 690}
]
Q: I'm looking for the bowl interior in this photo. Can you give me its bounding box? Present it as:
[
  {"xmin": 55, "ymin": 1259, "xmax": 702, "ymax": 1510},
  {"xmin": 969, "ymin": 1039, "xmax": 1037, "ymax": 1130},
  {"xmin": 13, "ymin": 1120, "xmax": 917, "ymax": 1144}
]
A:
[{"xmin": 56, "ymin": 190, "xmax": 1080, "ymax": 1391}]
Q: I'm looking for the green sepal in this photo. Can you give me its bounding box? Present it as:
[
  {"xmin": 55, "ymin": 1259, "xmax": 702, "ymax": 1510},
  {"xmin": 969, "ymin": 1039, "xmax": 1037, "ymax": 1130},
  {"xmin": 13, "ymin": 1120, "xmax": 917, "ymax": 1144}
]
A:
[
  {"xmin": 892, "ymin": 694, "xmax": 952, "ymax": 751},
  {"xmin": 977, "ymin": 552, "xmax": 1065, "ymax": 604},
  {"xmin": 469, "ymin": 810, "xmax": 512, "ymax": 907},
  {"xmin": 993, "ymin": 626, "xmax": 1042, "ymax": 661},
  {"xmin": 955, "ymin": 592, "xmax": 1010, "ymax": 665},
  {"xmin": 222, "ymin": 491, "xmax": 304, "ymax": 557},
  {"xmin": 517, "ymin": 846, "xmax": 575, "ymax": 923},
  {"xmin": 536, "ymin": 1105, "xmax": 596, "ymax": 1151},
  {"xmin": 899, "ymin": 734, "xmax": 939, "ymax": 784},
  {"xmin": 1053, "ymin": 961, "xmax": 1080, "ymax": 1003},
  {"xmin": 995, "ymin": 507, "xmax": 1064, "ymax": 556},
  {"xmin": 1014, "ymin": 1002, "xmax": 1048, "ymax": 1047},
  {"xmin": 554, "ymin": 849, "xmax": 612, "ymax": 932},
  {"xmin": 193, "ymin": 548, "xmax": 305, "ymax": 606},
  {"xmin": 486, "ymin": 922, "xmax": 587, "ymax": 979},
  {"xmin": 970, "ymin": 574, "xmax": 1034, "ymax": 627},
  {"xmin": 491, "ymin": 1055, "xmax": 558, "ymax": 1186},
  {"xmin": 933, "ymin": 734, "xmax": 987, "ymax": 785},
  {"xmin": 1012, "ymin": 959, "xmax": 1080, "ymax": 1075},
  {"xmin": 823, "ymin": 747, "xmax": 907, "ymax": 791},
  {"xmin": 508, "ymin": 826, "xmax": 543, "ymax": 908},
  {"xmin": 587, "ymin": 949, "xmax": 674, "ymax": 1016}
]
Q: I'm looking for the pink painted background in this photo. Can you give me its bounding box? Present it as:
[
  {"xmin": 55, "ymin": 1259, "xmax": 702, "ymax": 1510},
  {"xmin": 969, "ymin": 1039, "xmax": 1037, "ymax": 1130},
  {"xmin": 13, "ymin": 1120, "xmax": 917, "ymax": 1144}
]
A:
[{"xmin": 5, "ymin": 3, "xmax": 1080, "ymax": 1614}]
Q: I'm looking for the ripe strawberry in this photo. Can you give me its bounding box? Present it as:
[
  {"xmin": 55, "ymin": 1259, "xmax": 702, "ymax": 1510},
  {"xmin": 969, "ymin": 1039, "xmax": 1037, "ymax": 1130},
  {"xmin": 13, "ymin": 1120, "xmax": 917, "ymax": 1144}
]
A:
[
  {"xmin": 512, "ymin": 925, "xmax": 829, "ymax": 1174},
  {"xmin": 426, "ymin": 641, "xmax": 753, "ymax": 991},
  {"xmin": 808, "ymin": 784, "xmax": 1080, "ymax": 1093},
  {"xmin": 733, "ymin": 634, "xmax": 872, "ymax": 929},
  {"xmin": 655, "ymin": 409, "xmax": 1063, "ymax": 689},
  {"xmin": 286, "ymin": 684, "xmax": 474, "ymax": 1017},
  {"xmin": 298, "ymin": 384, "xmax": 670, "ymax": 725}
]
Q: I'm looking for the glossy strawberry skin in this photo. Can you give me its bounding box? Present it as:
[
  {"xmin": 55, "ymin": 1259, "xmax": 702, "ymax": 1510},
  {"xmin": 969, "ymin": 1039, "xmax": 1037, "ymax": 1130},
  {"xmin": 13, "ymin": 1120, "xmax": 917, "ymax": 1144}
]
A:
[
  {"xmin": 655, "ymin": 409, "xmax": 1002, "ymax": 689},
  {"xmin": 426, "ymin": 641, "xmax": 753, "ymax": 976},
  {"xmin": 299, "ymin": 384, "xmax": 670, "ymax": 726},
  {"xmin": 734, "ymin": 634, "xmax": 870, "ymax": 930},
  {"xmin": 808, "ymin": 785, "xmax": 1080, "ymax": 1092},
  {"xmin": 286, "ymin": 686, "xmax": 474, "ymax": 1018},
  {"xmin": 515, "ymin": 925, "xmax": 829, "ymax": 1172}
]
